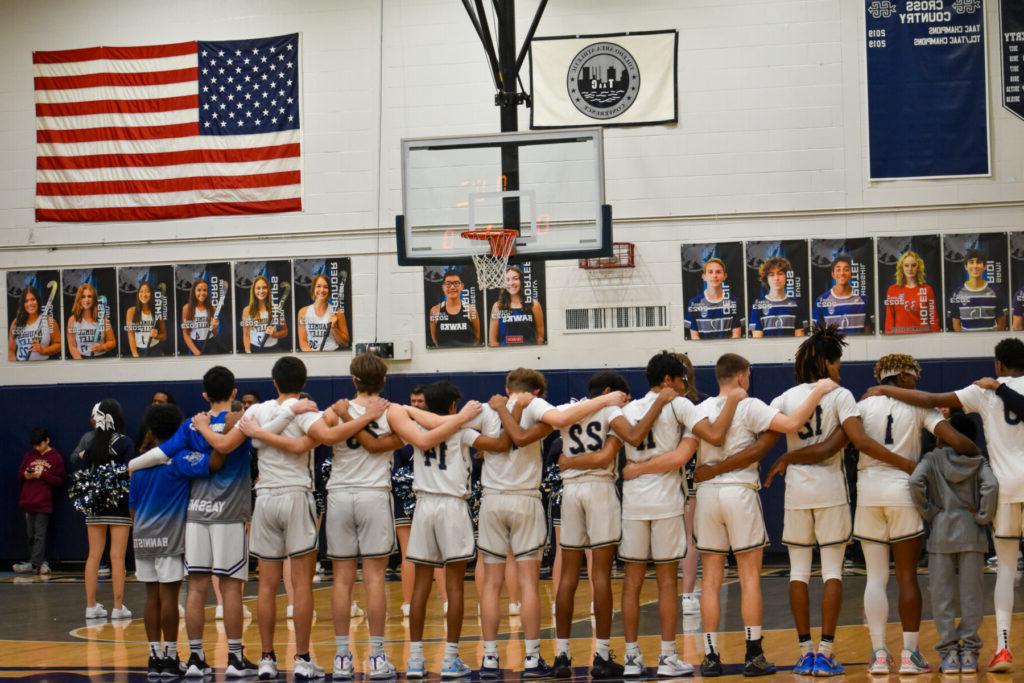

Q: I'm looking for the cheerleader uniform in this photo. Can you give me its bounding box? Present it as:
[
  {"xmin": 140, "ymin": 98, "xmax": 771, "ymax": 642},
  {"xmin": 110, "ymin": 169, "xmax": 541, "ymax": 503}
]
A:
[
  {"xmin": 392, "ymin": 445, "xmax": 415, "ymax": 526},
  {"xmin": 73, "ymin": 432, "xmax": 134, "ymax": 525},
  {"xmin": 12, "ymin": 317, "xmax": 52, "ymax": 361},
  {"xmin": 304, "ymin": 305, "xmax": 338, "ymax": 351}
]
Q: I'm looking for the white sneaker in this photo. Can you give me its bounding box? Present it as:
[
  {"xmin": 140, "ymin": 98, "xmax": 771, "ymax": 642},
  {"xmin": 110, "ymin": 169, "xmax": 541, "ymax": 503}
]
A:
[
  {"xmin": 12, "ymin": 561, "xmax": 33, "ymax": 574},
  {"xmin": 39, "ymin": 562, "xmax": 52, "ymax": 575},
  {"xmin": 657, "ymin": 654, "xmax": 694, "ymax": 677},
  {"xmin": 293, "ymin": 655, "xmax": 325, "ymax": 680},
  {"xmin": 257, "ymin": 655, "xmax": 277, "ymax": 680},
  {"xmin": 681, "ymin": 594, "xmax": 701, "ymax": 615},
  {"xmin": 406, "ymin": 655, "xmax": 425, "ymax": 679},
  {"xmin": 351, "ymin": 601, "xmax": 365, "ymax": 618},
  {"xmin": 368, "ymin": 653, "xmax": 397, "ymax": 679},
  {"xmin": 332, "ymin": 652, "xmax": 354, "ymax": 679},
  {"xmin": 215, "ymin": 604, "xmax": 224, "ymax": 620},
  {"xmin": 243, "ymin": 605, "xmax": 252, "ymax": 618},
  {"xmin": 286, "ymin": 604, "xmax": 294, "ymax": 619},
  {"xmin": 400, "ymin": 603, "xmax": 411, "ymax": 617},
  {"xmin": 85, "ymin": 603, "xmax": 107, "ymax": 619},
  {"xmin": 509, "ymin": 601, "xmax": 521, "ymax": 616},
  {"xmin": 110, "ymin": 606, "xmax": 132, "ymax": 620},
  {"xmin": 623, "ymin": 651, "xmax": 644, "ymax": 677}
]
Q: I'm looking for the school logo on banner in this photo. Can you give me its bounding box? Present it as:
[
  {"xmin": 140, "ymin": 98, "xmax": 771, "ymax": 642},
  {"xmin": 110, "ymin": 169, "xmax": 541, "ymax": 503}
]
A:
[
  {"xmin": 530, "ymin": 30, "xmax": 677, "ymax": 129},
  {"xmin": 567, "ymin": 42, "xmax": 641, "ymax": 119}
]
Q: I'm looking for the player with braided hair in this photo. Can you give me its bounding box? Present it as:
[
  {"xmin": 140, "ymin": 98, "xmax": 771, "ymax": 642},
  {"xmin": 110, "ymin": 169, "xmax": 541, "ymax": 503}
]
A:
[{"xmin": 760, "ymin": 324, "xmax": 911, "ymax": 676}]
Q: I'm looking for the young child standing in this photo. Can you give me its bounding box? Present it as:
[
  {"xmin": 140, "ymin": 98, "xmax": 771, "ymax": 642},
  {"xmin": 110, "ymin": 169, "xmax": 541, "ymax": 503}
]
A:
[
  {"xmin": 909, "ymin": 415, "xmax": 997, "ymax": 675},
  {"xmin": 15, "ymin": 428, "xmax": 65, "ymax": 574}
]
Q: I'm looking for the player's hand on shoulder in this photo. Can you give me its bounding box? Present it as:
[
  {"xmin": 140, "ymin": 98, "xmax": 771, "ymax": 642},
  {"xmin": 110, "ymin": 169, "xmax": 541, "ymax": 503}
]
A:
[
  {"xmin": 291, "ymin": 398, "xmax": 319, "ymax": 415},
  {"xmin": 364, "ymin": 396, "xmax": 388, "ymax": 420},
  {"xmin": 814, "ymin": 378, "xmax": 839, "ymax": 394},
  {"xmin": 237, "ymin": 414, "xmax": 259, "ymax": 437},
  {"xmin": 192, "ymin": 412, "xmax": 211, "ymax": 428},
  {"xmin": 974, "ymin": 377, "xmax": 1000, "ymax": 391},
  {"xmin": 861, "ymin": 385, "xmax": 886, "ymax": 400},
  {"xmin": 656, "ymin": 387, "xmax": 678, "ymax": 404},
  {"xmin": 460, "ymin": 400, "xmax": 483, "ymax": 420},
  {"xmin": 331, "ymin": 398, "xmax": 351, "ymax": 418},
  {"xmin": 602, "ymin": 390, "xmax": 628, "ymax": 407},
  {"xmin": 514, "ymin": 392, "xmax": 534, "ymax": 408},
  {"xmin": 727, "ymin": 386, "xmax": 748, "ymax": 401},
  {"xmin": 488, "ymin": 394, "xmax": 507, "ymax": 411}
]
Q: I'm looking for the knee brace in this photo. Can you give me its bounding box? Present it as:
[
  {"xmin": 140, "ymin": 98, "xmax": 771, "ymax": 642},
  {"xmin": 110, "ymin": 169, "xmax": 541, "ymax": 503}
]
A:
[
  {"xmin": 820, "ymin": 544, "xmax": 845, "ymax": 583},
  {"xmin": 788, "ymin": 545, "xmax": 813, "ymax": 584}
]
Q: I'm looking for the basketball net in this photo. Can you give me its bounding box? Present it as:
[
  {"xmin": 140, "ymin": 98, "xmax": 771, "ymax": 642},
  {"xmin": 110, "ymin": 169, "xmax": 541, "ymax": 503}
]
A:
[{"xmin": 461, "ymin": 228, "xmax": 517, "ymax": 289}]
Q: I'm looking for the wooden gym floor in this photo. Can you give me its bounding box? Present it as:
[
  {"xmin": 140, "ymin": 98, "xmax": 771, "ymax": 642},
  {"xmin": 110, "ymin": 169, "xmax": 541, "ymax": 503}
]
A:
[{"xmin": 2, "ymin": 565, "xmax": 1024, "ymax": 681}]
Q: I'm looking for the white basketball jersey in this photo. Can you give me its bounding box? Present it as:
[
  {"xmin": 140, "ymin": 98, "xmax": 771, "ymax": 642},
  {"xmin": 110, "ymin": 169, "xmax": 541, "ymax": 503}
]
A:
[
  {"xmin": 328, "ymin": 401, "xmax": 393, "ymax": 490},
  {"xmin": 621, "ymin": 393, "xmax": 699, "ymax": 520},
  {"xmin": 481, "ymin": 397, "xmax": 554, "ymax": 492},
  {"xmin": 771, "ymin": 384, "xmax": 859, "ymax": 510},
  {"xmin": 557, "ymin": 403, "xmax": 619, "ymax": 482},
  {"xmin": 412, "ymin": 427, "xmax": 479, "ymax": 498},
  {"xmin": 696, "ymin": 396, "xmax": 778, "ymax": 488},
  {"xmin": 856, "ymin": 395, "xmax": 942, "ymax": 507},
  {"xmin": 465, "ymin": 404, "xmax": 502, "ymax": 442},
  {"xmin": 956, "ymin": 375, "xmax": 1024, "ymax": 502},
  {"xmin": 250, "ymin": 398, "xmax": 320, "ymax": 490}
]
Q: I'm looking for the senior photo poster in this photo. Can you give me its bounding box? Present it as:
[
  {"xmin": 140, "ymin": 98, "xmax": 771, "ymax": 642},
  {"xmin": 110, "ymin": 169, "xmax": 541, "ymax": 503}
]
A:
[
  {"xmin": 1011, "ymin": 232, "xmax": 1024, "ymax": 331},
  {"xmin": 234, "ymin": 260, "xmax": 294, "ymax": 354},
  {"xmin": 423, "ymin": 264, "xmax": 483, "ymax": 349},
  {"xmin": 485, "ymin": 260, "xmax": 547, "ymax": 347},
  {"xmin": 809, "ymin": 238, "xmax": 874, "ymax": 335},
  {"xmin": 680, "ymin": 242, "xmax": 745, "ymax": 340},
  {"xmin": 876, "ymin": 235, "xmax": 943, "ymax": 335},
  {"xmin": 943, "ymin": 233, "xmax": 1010, "ymax": 333},
  {"xmin": 294, "ymin": 257, "xmax": 352, "ymax": 352},
  {"xmin": 744, "ymin": 240, "xmax": 809, "ymax": 338},
  {"xmin": 61, "ymin": 267, "xmax": 118, "ymax": 360},
  {"xmin": 117, "ymin": 265, "xmax": 175, "ymax": 358},
  {"xmin": 174, "ymin": 262, "xmax": 232, "ymax": 357},
  {"xmin": 6, "ymin": 269, "xmax": 62, "ymax": 362}
]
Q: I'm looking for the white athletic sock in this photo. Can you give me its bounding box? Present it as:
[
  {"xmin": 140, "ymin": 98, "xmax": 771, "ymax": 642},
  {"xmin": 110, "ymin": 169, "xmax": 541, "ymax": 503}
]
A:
[
  {"xmin": 995, "ymin": 538, "xmax": 1017, "ymax": 650},
  {"xmin": 228, "ymin": 639, "xmax": 242, "ymax": 657},
  {"xmin": 818, "ymin": 638, "xmax": 833, "ymax": 657},
  {"xmin": 555, "ymin": 639, "xmax": 570, "ymax": 656},
  {"xmin": 444, "ymin": 642, "xmax": 459, "ymax": 660},
  {"xmin": 903, "ymin": 632, "xmax": 919, "ymax": 652},
  {"xmin": 165, "ymin": 642, "xmax": 178, "ymax": 659},
  {"xmin": 370, "ymin": 636, "xmax": 385, "ymax": 657},
  {"xmin": 150, "ymin": 642, "xmax": 162, "ymax": 658},
  {"xmin": 189, "ymin": 639, "xmax": 204, "ymax": 659},
  {"xmin": 410, "ymin": 642, "xmax": 424, "ymax": 658},
  {"xmin": 335, "ymin": 635, "xmax": 350, "ymax": 656},
  {"xmin": 596, "ymin": 639, "xmax": 610, "ymax": 659},
  {"xmin": 484, "ymin": 641, "xmax": 498, "ymax": 657},
  {"xmin": 745, "ymin": 626, "xmax": 761, "ymax": 642},
  {"xmin": 862, "ymin": 542, "xmax": 891, "ymax": 651},
  {"xmin": 660, "ymin": 640, "xmax": 675, "ymax": 657},
  {"xmin": 703, "ymin": 633, "xmax": 718, "ymax": 656},
  {"xmin": 625, "ymin": 642, "xmax": 640, "ymax": 656},
  {"xmin": 799, "ymin": 637, "xmax": 814, "ymax": 655},
  {"xmin": 525, "ymin": 639, "xmax": 540, "ymax": 658}
]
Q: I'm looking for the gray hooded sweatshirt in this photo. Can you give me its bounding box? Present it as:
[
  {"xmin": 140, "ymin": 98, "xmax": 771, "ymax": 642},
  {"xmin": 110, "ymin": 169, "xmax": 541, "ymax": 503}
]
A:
[{"xmin": 909, "ymin": 446, "xmax": 998, "ymax": 554}]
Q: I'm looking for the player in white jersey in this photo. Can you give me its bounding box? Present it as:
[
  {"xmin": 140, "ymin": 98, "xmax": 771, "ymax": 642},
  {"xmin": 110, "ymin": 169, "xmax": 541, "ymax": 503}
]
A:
[
  {"xmin": 194, "ymin": 357, "xmax": 383, "ymax": 681},
  {"xmin": 759, "ymin": 325, "xmax": 922, "ymax": 677},
  {"xmin": 615, "ymin": 351, "xmax": 745, "ymax": 678},
  {"xmin": 864, "ymin": 338, "xmax": 1024, "ymax": 673},
  {"xmin": 479, "ymin": 367, "xmax": 628, "ymax": 679},
  {"xmin": 684, "ymin": 353, "xmax": 837, "ymax": 677},
  {"xmin": 399, "ymin": 380, "xmax": 513, "ymax": 680}
]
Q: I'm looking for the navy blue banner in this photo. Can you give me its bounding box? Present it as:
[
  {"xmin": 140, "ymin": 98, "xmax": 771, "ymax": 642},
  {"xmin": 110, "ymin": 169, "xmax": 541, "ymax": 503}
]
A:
[
  {"xmin": 866, "ymin": 0, "xmax": 989, "ymax": 179},
  {"xmin": 1002, "ymin": 0, "xmax": 1024, "ymax": 120}
]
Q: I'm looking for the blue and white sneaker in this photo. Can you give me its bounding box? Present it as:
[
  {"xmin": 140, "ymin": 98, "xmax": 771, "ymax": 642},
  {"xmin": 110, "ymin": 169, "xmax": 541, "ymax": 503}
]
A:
[
  {"xmin": 441, "ymin": 656, "xmax": 471, "ymax": 679},
  {"xmin": 811, "ymin": 652, "xmax": 844, "ymax": 677},
  {"xmin": 479, "ymin": 654, "xmax": 500, "ymax": 679},
  {"xmin": 406, "ymin": 655, "xmax": 425, "ymax": 679},
  {"xmin": 793, "ymin": 652, "xmax": 815, "ymax": 676},
  {"xmin": 332, "ymin": 653, "xmax": 354, "ymax": 679}
]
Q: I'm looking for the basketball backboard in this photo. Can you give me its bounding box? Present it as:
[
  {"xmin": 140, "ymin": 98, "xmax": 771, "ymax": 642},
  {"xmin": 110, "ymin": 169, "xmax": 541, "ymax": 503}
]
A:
[{"xmin": 396, "ymin": 128, "xmax": 611, "ymax": 266}]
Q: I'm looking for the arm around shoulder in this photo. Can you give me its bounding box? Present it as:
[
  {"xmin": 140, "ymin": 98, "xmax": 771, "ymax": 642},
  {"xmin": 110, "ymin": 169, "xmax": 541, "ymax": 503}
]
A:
[{"xmin": 976, "ymin": 461, "xmax": 1000, "ymax": 526}]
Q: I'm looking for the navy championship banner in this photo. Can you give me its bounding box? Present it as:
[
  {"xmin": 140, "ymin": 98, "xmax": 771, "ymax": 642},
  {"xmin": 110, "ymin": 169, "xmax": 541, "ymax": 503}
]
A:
[
  {"xmin": 294, "ymin": 258, "xmax": 352, "ymax": 352},
  {"xmin": 744, "ymin": 240, "xmax": 809, "ymax": 338},
  {"xmin": 810, "ymin": 239, "xmax": 875, "ymax": 335},
  {"xmin": 865, "ymin": 0, "xmax": 989, "ymax": 179},
  {"xmin": 7, "ymin": 269, "xmax": 61, "ymax": 362},
  {"xmin": 62, "ymin": 268, "xmax": 118, "ymax": 360},
  {"xmin": 235, "ymin": 260, "xmax": 293, "ymax": 354},
  {"xmin": 876, "ymin": 234, "xmax": 943, "ymax": 334},
  {"xmin": 1001, "ymin": 0, "xmax": 1024, "ymax": 120},
  {"xmin": 175, "ymin": 263, "xmax": 232, "ymax": 356},
  {"xmin": 423, "ymin": 264, "xmax": 483, "ymax": 349},
  {"xmin": 118, "ymin": 266, "xmax": 175, "ymax": 357},
  {"xmin": 1011, "ymin": 232, "xmax": 1024, "ymax": 330},
  {"xmin": 529, "ymin": 30, "xmax": 678, "ymax": 129},
  {"xmin": 485, "ymin": 260, "xmax": 546, "ymax": 347},
  {"xmin": 943, "ymin": 233, "xmax": 1010, "ymax": 332},
  {"xmin": 681, "ymin": 242, "xmax": 745, "ymax": 340}
]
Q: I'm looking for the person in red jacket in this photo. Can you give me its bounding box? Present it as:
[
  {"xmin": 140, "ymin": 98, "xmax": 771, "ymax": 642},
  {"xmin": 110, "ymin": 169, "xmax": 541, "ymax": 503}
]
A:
[
  {"xmin": 883, "ymin": 251, "xmax": 940, "ymax": 335},
  {"xmin": 14, "ymin": 428, "xmax": 66, "ymax": 574}
]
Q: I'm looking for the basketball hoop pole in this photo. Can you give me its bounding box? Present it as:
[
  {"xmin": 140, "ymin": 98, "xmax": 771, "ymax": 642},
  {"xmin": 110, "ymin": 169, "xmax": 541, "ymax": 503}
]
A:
[{"xmin": 462, "ymin": 0, "xmax": 548, "ymax": 234}]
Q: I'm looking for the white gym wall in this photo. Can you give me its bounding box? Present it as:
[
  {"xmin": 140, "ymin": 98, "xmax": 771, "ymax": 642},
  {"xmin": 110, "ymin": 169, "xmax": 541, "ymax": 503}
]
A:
[{"xmin": 1, "ymin": 0, "xmax": 1021, "ymax": 386}]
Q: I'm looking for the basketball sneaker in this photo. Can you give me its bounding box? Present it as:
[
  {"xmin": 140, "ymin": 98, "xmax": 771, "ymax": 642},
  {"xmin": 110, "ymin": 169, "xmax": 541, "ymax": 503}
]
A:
[
  {"xmin": 110, "ymin": 606, "xmax": 132, "ymax": 620},
  {"xmin": 257, "ymin": 654, "xmax": 277, "ymax": 680},
  {"xmin": 161, "ymin": 655, "xmax": 185, "ymax": 677},
  {"xmin": 868, "ymin": 648, "xmax": 893, "ymax": 675},
  {"xmin": 406, "ymin": 654, "xmax": 425, "ymax": 679},
  {"xmin": 811, "ymin": 652, "xmax": 844, "ymax": 676},
  {"xmin": 590, "ymin": 652, "xmax": 624, "ymax": 679},
  {"xmin": 225, "ymin": 651, "xmax": 259, "ymax": 678},
  {"xmin": 898, "ymin": 649, "xmax": 930, "ymax": 674},
  {"xmin": 479, "ymin": 654, "xmax": 500, "ymax": 679},
  {"xmin": 681, "ymin": 593, "xmax": 700, "ymax": 615},
  {"xmin": 742, "ymin": 652, "xmax": 775, "ymax": 677},
  {"xmin": 699, "ymin": 651, "xmax": 723, "ymax": 677},
  {"xmin": 960, "ymin": 650, "xmax": 978, "ymax": 674},
  {"xmin": 657, "ymin": 653, "xmax": 694, "ymax": 677},
  {"xmin": 522, "ymin": 655, "xmax": 553, "ymax": 678},
  {"xmin": 85, "ymin": 603, "xmax": 107, "ymax": 619},
  {"xmin": 939, "ymin": 650, "xmax": 960, "ymax": 674},
  {"xmin": 792, "ymin": 651, "xmax": 815, "ymax": 675},
  {"xmin": 332, "ymin": 652, "xmax": 354, "ymax": 679},
  {"xmin": 184, "ymin": 652, "xmax": 211, "ymax": 678},
  {"xmin": 440, "ymin": 656, "xmax": 471, "ymax": 679},
  {"xmin": 622, "ymin": 651, "xmax": 644, "ymax": 678},
  {"xmin": 988, "ymin": 647, "xmax": 1013, "ymax": 673},
  {"xmin": 147, "ymin": 655, "xmax": 162, "ymax": 680},
  {"xmin": 368, "ymin": 654, "xmax": 396, "ymax": 680},
  {"xmin": 293, "ymin": 655, "xmax": 324, "ymax": 680},
  {"xmin": 552, "ymin": 654, "xmax": 572, "ymax": 678}
]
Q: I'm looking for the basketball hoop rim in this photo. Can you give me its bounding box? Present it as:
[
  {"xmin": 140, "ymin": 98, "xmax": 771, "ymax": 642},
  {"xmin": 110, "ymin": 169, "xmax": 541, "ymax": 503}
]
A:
[{"xmin": 460, "ymin": 228, "xmax": 518, "ymax": 257}]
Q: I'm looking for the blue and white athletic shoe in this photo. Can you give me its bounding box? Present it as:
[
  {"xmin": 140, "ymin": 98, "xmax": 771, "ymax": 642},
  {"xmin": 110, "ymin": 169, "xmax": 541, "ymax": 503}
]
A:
[
  {"xmin": 793, "ymin": 652, "xmax": 815, "ymax": 675},
  {"xmin": 441, "ymin": 656, "xmax": 472, "ymax": 679},
  {"xmin": 811, "ymin": 653, "xmax": 845, "ymax": 677}
]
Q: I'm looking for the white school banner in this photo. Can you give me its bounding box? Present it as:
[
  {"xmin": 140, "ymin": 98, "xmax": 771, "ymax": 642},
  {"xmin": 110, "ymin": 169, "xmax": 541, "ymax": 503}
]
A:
[{"xmin": 529, "ymin": 30, "xmax": 678, "ymax": 129}]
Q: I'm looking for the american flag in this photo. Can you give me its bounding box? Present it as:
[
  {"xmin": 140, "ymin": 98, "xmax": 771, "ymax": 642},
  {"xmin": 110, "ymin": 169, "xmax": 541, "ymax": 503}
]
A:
[{"xmin": 34, "ymin": 33, "xmax": 301, "ymax": 223}]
